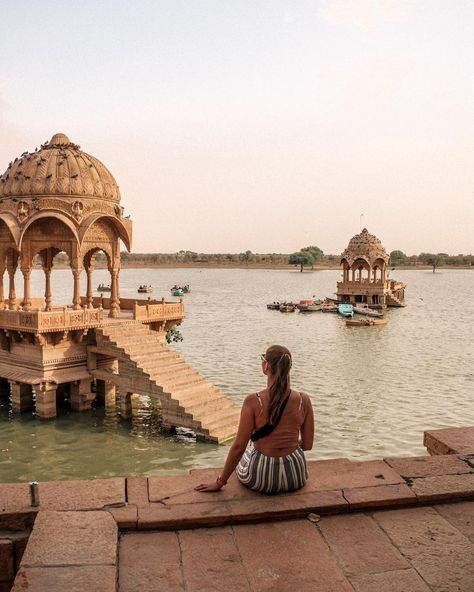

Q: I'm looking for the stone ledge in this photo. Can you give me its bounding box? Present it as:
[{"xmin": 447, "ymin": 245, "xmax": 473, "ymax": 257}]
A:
[
  {"xmin": 385, "ymin": 454, "xmax": 474, "ymax": 478},
  {"xmin": 343, "ymin": 483, "xmax": 417, "ymax": 509},
  {"xmin": 20, "ymin": 511, "xmax": 117, "ymax": 568},
  {"xmin": 424, "ymin": 426, "xmax": 474, "ymax": 455},
  {"xmin": 12, "ymin": 565, "xmax": 117, "ymax": 592}
]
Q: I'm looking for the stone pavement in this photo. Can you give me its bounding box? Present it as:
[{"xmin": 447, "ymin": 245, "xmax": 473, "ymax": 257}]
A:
[
  {"xmin": 119, "ymin": 502, "xmax": 474, "ymax": 591},
  {"xmin": 1, "ymin": 426, "xmax": 474, "ymax": 591}
]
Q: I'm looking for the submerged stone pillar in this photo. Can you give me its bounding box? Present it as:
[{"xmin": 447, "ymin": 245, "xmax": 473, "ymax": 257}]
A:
[
  {"xmin": 120, "ymin": 391, "xmax": 133, "ymax": 419},
  {"xmin": 70, "ymin": 379, "xmax": 93, "ymax": 412},
  {"xmin": 96, "ymin": 379, "xmax": 116, "ymax": 408},
  {"xmin": 35, "ymin": 382, "xmax": 57, "ymax": 419},
  {"xmin": 10, "ymin": 382, "xmax": 34, "ymax": 412}
]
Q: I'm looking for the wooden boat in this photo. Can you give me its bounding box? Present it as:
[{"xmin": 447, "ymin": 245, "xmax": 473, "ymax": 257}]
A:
[
  {"xmin": 97, "ymin": 284, "xmax": 111, "ymax": 292},
  {"xmin": 267, "ymin": 302, "xmax": 281, "ymax": 310},
  {"xmin": 279, "ymin": 304, "xmax": 296, "ymax": 313},
  {"xmin": 353, "ymin": 305, "xmax": 383, "ymax": 318},
  {"xmin": 172, "ymin": 288, "xmax": 184, "ymax": 297},
  {"xmin": 321, "ymin": 302, "xmax": 338, "ymax": 313},
  {"xmin": 170, "ymin": 284, "xmax": 191, "ymax": 294},
  {"xmin": 137, "ymin": 285, "xmax": 153, "ymax": 293},
  {"xmin": 297, "ymin": 299, "xmax": 323, "ymax": 312},
  {"xmin": 338, "ymin": 303, "xmax": 354, "ymax": 318},
  {"xmin": 346, "ymin": 318, "xmax": 388, "ymax": 327}
]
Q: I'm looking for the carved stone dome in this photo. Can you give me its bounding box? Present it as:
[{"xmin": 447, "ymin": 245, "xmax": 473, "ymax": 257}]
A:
[
  {"xmin": 0, "ymin": 133, "xmax": 120, "ymax": 202},
  {"xmin": 341, "ymin": 228, "xmax": 389, "ymax": 266}
]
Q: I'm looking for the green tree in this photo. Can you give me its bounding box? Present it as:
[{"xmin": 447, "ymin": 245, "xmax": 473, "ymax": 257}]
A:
[
  {"xmin": 390, "ymin": 250, "xmax": 407, "ymax": 265},
  {"xmin": 422, "ymin": 253, "xmax": 445, "ymax": 273},
  {"xmin": 289, "ymin": 250, "xmax": 315, "ymax": 272},
  {"xmin": 301, "ymin": 245, "xmax": 324, "ymax": 265}
]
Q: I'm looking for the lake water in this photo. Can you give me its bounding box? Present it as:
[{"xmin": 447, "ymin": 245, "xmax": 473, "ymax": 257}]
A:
[{"xmin": 1, "ymin": 267, "xmax": 473, "ymax": 483}]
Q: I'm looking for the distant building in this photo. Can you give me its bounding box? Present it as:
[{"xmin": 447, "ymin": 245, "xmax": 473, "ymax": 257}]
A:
[{"xmin": 336, "ymin": 228, "xmax": 406, "ymax": 308}]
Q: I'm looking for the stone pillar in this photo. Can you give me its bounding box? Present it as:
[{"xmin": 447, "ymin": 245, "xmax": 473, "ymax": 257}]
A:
[
  {"xmin": 120, "ymin": 391, "xmax": 132, "ymax": 419},
  {"xmin": 7, "ymin": 262, "xmax": 17, "ymax": 311},
  {"xmin": 85, "ymin": 266, "xmax": 93, "ymax": 308},
  {"xmin": 96, "ymin": 379, "xmax": 116, "ymax": 408},
  {"xmin": 0, "ymin": 266, "xmax": 5, "ymax": 309},
  {"xmin": 10, "ymin": 382, "xmax": 34, "ymax": 413},
  {"xmin": 35, "ymin": 382, "xmax": 57, "ymax": 419},
  {"xmin": 70, "ymin": 379, "xmax": 93, "ymax": 412},
  {"xmin": 108, "ymin": 269, "xmax": 120, "ymax": 318},
  {"xmin": 351, "ymin": 269, "xmax": 355, "ymax": 282},
  {"xmin": 21, "ymin": 268, "xmax": 32, "ymax": 310},
  {"xmin": 72, "ymin": 269, "xmax": 81, "ymax": 310},
  {"xmin": 44, "ymin": 267, "xmax": 52, "ymax": 311}
]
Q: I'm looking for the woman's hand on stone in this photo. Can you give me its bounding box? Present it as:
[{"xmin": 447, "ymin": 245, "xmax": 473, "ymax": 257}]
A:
[{"xmin": 194, "ymin": 481, "xmax": 223, "ymax": 492}]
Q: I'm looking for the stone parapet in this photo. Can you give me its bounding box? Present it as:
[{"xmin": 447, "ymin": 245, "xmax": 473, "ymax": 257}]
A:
[{"xmin": 0, "ymin": 307, "xmax": 103, "ymax": 333}]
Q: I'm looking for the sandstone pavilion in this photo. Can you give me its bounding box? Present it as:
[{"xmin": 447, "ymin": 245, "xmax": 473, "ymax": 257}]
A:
[
  {"xmin": 0, "ymin": 133, "xmax": 238, "ymax": 442},
  {"xmin": 336, "ymin": 228, "xmax": 406, "ymax": 308}
]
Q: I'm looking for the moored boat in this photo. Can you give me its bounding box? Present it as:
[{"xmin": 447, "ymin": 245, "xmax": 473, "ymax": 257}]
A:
[
  {"xmin": 97, "ymin": 284, "xmax": 111, "ymax": 292},
  {"xmin": 321, "ymin": 302, "xmax": 338, "ymax": 313},
  {"xmin": 279, "ymin": 304, "xmax": 296, "ymax": 313},
  {"xmin": 353, "ymin": 305, "xmax": 383, "ymax": 318},
  {"xmin": 297, "ymin": 299, "xmax": 323, "ymax": 312},
  {"xmin": 267, "ymin": 302, "xmax": 281, "ymax": 310},
  {"xmin": 346, "ymin": 318, "xmax": 388, "ymax": 327},
  {"xmin": 338, "ymin": 303, "xmax": 354, "ymax": 318}
]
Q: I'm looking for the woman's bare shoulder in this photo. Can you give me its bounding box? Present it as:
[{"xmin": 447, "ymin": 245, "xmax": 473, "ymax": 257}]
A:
[
  {"xmin": 298, "ymin": 391, "xmax": 312, "ymax": 405},
  {"xmin": 243, "ymin": 392, "xmax": 260, "ymax": 406}
]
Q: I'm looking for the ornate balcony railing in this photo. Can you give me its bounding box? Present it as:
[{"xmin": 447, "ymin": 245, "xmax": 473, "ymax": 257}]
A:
[
  {"xmin": 133, "ymin": 300, "xmax": 185, "ymax": 323},
  {"xmin": 0, "ymin": 307, "xmax": 104, "ymax": 333}
]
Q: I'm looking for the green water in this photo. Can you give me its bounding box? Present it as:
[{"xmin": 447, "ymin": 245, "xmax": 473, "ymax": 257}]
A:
[{"xmin": 1, "ymin": 268, "xmax": 473, "ymax": 482}]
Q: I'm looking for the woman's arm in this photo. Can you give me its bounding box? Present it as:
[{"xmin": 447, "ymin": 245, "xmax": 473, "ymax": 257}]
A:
[
  {"xmin": 195, "ymin": 395, "xmax": 255, "ymax": 492},
  {"xmin": 300, "ymin": 394, "xmax": 314, "ymax": 451}
]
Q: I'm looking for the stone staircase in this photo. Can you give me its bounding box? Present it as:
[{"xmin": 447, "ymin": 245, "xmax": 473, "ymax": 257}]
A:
[
  {"xmin": 386, "ymin": 293, "xmax": 405, "ymax": 307},
  {"xmin": 94, "ymin": 322, "xmax": 240, "ymax": 443}
]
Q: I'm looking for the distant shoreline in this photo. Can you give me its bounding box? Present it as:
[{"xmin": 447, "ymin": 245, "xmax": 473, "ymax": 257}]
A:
[
  {"xmin": 44, "ymin": 262, "xmax": 473, "ymax": 271},
  {"xmin": 119, "ymin": 263, "xmax": 472, "ymax": 271}
]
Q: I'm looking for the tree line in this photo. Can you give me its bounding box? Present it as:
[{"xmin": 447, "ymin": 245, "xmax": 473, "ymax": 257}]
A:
[{"xmin": 119, "ymin": 248, "xmax": 473, "ymax": 271}]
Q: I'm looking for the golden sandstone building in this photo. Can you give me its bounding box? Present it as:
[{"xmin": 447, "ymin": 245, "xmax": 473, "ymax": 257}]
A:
[
  {"xmin": 337, "ymin": 228, "xmax": 406, "ymax": 308},
  {"xmin": 0, "ymin": 133, "xmax": 239, "ymax": 442}
]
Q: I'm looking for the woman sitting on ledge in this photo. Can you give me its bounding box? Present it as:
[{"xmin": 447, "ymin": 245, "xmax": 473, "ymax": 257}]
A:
[{"xmin": 195, "ymin": 344, "xmax": 314, "ymax": 494}]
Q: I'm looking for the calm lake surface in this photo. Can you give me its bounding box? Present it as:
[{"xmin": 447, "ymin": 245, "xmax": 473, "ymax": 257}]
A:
[{"xmin": 1, "ymin": 268, "xmax": 473, "ymax": 482}]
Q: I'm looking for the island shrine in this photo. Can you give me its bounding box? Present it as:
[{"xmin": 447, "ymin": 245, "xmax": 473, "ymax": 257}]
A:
[
  {"xmin": 0, "ymin": 133, "xmax": 238, "ymax": 442},
  {"xmin": 336, "ymin": 228, "xmax": 406, "ymax": 308}
]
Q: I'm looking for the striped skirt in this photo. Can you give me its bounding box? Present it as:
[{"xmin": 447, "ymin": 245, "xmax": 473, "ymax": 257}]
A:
[{"xmin": 236, "ymin": 446, "xmax": 308, "ymax": 494}]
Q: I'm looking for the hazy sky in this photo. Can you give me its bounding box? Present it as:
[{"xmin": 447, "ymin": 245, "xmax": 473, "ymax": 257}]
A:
[{"xmin": 1, "ymin": 1, "xmax": 473, "ymax": 255}]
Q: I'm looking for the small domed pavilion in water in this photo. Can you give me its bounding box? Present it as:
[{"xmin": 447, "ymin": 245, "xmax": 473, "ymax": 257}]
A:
[
  {"xmin": 0, "ymin": 133, "xmax": 238, "ymax": 442},
  {"xmin": 336, "ymin": 228, "xmax": 406, "ymax": 308}
]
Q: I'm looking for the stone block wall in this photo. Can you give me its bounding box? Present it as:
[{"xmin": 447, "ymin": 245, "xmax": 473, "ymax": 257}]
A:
[{"xmin": 0, "ymin": 531, "xmax": 30, "ymax": 591}]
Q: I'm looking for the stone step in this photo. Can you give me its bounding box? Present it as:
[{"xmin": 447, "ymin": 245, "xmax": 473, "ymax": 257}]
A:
[
  {"xmin": 150, "ymin": 374, "xmax": 208, "ymax": 391},
  {"xmin": 166, "ymin": 381, "xmax": 220, "ymax": 399},
  {"xmin": 130, "ymin": 354, "xmax": 187, "ymax": 369},
  {"xmin": 180, "ymin": 394, "xmax": 236, "ymax": 416},
  {"xmin": 201, "ymin": 410, "xmax": 240, "ymax": 432},
  {"xmin": 97, "ymin": 327, "xmax": 240, "ymax": 443},
  {"xmin": 139, "ymin": 366, "xmax": 192, "ymax": 382},
  {"xmin": 115, "ymin": 347, "xmax": 181, "ymax": 364}
]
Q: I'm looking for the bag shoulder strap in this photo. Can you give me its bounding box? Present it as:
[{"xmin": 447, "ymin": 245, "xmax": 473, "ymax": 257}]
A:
[{"xmin": 250, "ymin": 390, "xmax": 292, "ymax": 442}]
